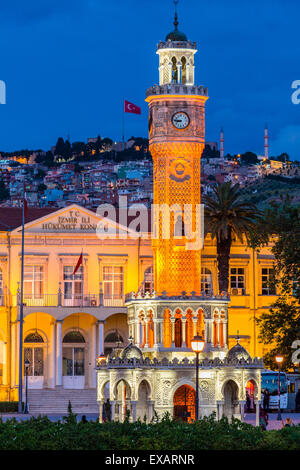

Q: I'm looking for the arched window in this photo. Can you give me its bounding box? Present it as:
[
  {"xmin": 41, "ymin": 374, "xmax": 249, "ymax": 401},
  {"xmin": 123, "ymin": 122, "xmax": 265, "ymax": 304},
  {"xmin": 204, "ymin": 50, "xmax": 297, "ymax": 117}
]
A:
[
  {"xmin": 174, "ymin": 310, "xmax": 182, "ymax": 348},
  {"xmin": 163, "ymin": 309, "xmax": 171, "ymax": 348},
  {"xmin": 171, "ymin": 57, "xmax": 178, "ymax": 83},
  {"xmin": 185, "ymin": 310, "xmax": 194, "ymax": 348},
  {"xmin": 174, "ymin": 214, "xmax": 185, "ymax": 238},
  {"xmin": 197, "ymin": 310, "xmax": 205, "ymax": 338},
  {"xmin": 143, "ymin": 266, "xmax": 153, "ymax": 293},
  {"xmin": 63, "ymin": 331, "xmax": 85, "ymax": 343},
  {"xmin": 148, "ymin": 311, "xmax": 154, "ymax": 348},
  {"xmin": 24, "ymin": 332, "xmax": 44, "ymax": 343},
  {"xmin": 181, "ymin": 57, "xmax": 186, "ymax": 84},
  {"xmin": 201, "ymin": 268, "xmax": 213, "ymax": 295},
  {"xmin": 213, "ymin": 313, "xmax": 218, "ymax": 347},
  {"xmin": 24, "ymin": 332, "xmax": 44, "ymax": 377},
  {"xmin": 104, "ymin": 330, "xmax": 125, "ymax": 356},
  {"xmin": 105, "ymin": 331, "xmax": 124, "ymax": 343}
]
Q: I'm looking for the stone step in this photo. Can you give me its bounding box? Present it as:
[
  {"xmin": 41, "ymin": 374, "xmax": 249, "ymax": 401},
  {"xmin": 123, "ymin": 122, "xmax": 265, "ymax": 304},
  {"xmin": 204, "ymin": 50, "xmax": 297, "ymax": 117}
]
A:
[{"xmin": 27, "ymin": 389, "xmax": 99, "ymax": 414}]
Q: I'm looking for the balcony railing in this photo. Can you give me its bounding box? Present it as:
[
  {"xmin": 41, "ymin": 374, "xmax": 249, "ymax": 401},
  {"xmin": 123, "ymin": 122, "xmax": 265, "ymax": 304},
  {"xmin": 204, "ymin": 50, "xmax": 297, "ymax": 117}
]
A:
[{"xmin": 15, "ymin": 293, "xmax": 125, "ymax": 308}]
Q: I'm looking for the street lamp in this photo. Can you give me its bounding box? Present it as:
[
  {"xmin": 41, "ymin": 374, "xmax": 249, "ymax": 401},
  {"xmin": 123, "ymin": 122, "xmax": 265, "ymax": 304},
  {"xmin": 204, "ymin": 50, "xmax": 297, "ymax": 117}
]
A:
[
  {"xmin": 275, "ymin": 354, "xmax": 284, "ymax": 420},
  {"xmin": 191, "ymin": 334, "xmax": 205, "ymax": 420},
  {"xmin": 24, "ymin": 359, "xmax": 30, "ymax": 414}
]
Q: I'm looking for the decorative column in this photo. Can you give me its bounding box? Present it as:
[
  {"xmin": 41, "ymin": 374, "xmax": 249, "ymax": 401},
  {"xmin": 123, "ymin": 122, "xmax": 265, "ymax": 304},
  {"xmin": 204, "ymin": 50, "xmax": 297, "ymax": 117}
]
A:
[
  {"xmin": 50, "ymin": 322, "xmax": 56, "ymax": 388},
  {"xmin": 176, "ymin": 61, "xmax": 181, "ymax": 83},
  {"xmin": 131, "ymin": 400, "xmax": 138, "ymax": 422},
  {"xmin": 97, "ymin": 321, "xmax": 104, "ymax": 355},
  {"xmin": 148, "ymin": 400, "xmax": 155, "ymax": 422},
  {"xmin": 2, "ymin": 342, "xmax": 7, "ymax": 386},
  {"xmin": 209, "ymin": 319, "xmax": 214, "ymax": 347},
  {"xmin": 159, "ymin": 320, "xmax": 164, "ymax": 347},
  {"xmin": 239, "ymin": 401, "xmax": 246, "ymax": 421},
  {"xmin": 217, "ymin": 320, "xmax": 220, "ymax": 347},
  {"xmin": 171, "ymin": 318, "xmax": 175, "ymax": 348},
  {"xmin": 182, "ymin": 318, "xmax": 187, "ymax": 347},
  {"xmin": 56, "ymin": 320, "xmax": 63, "ymax": 387},
  {"xmin": 144, "ymin": 319, "xmax": 149, "ymax": 348},
  {"xmin": 98, "ymin": 400, "xmax": 104, "ymax": 423},
  {"xmin": 193, "ymin": 317, "xmax": 197, "ymax": 337},
  {"xmin": 255, "ymin": 400, "xmax": 261, "ymax": 427},
  {"xmin": 153, "ymin": 319, "xmax": 158, "ymax": 348},
  {"xmin": 110, "ymin": 400, "xmax": 116, "ymax": 421},
  {"xmin": 204, "ymin": 320, "xmax": 209, "ymax": 344},
  {"xmin": 135, "ymin": 320, "xmax": 140, "ymax": 347},
  {"xmin": 223, "ymin": 321, "xmax": 228, "ymax": 348}
]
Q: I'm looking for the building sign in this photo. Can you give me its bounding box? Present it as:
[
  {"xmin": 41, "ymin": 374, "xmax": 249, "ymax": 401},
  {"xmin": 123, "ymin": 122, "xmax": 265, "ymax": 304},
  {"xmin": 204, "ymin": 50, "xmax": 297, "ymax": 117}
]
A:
[{"xmin": 40, "ymin": 210, "xmax": 98, "ymax": 232}]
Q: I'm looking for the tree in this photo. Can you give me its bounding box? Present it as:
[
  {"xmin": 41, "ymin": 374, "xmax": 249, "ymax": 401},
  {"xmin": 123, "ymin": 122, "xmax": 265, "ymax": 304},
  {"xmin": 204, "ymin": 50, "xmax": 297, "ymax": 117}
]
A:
[
  {"xmin": 240, "ymin": 151, "xmax": 259, "ymax": 166},
  {"xmin": 0, "ymin": 180, "xmax": 9, "ymax": 202},
  {"xmin": 256, "ymin": 199, "xmax": 300, "ymax": 370},
  {"xmin": 203, "ymin": 182, "xmax": 260, "ymax": 293}
]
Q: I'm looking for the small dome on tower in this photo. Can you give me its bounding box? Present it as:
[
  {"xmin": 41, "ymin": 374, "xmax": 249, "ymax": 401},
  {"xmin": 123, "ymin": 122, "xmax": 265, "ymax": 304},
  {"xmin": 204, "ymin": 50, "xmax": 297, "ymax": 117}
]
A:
[
  {"xmin": 165, "ymin": 9, "xmax": 188, "ymax": 42},
  {"xmin": 227, "ymin": 338, "xmax": 251, "ymax": 361}
]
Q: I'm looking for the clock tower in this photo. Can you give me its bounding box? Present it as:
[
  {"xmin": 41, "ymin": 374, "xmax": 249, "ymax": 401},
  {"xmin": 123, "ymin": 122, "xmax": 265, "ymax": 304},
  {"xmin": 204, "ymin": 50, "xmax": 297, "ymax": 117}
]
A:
[{"xmin": 146, "ymin": 9, "xmax": 208, "ymax": 296}]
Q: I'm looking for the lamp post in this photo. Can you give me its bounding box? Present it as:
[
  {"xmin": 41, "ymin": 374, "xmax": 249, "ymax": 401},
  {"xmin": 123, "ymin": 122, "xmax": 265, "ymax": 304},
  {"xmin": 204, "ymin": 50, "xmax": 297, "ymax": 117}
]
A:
[
  {"xmin": 24, "ymin": 359, "xmax": 30, "ymax": 414},
  {"xmin": 275, "ymin": 354, "xmax": 284, "ymax": 421},
  {"xmin": 191, "ymin": 334, "xmax": 205, "ymax": 420}
]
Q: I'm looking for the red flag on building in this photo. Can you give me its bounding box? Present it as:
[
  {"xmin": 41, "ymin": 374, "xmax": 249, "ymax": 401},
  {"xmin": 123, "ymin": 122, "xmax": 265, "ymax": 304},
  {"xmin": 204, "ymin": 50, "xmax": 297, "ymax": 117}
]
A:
[
  {"xmin": 124, "ymin": 100, "xmax": 141, "ymax": 115},
  {"xmin": 24, "ymin": 198, "xmax": 28, "ymax": 217},
  {"xmin": 73, "ymin": 251, "xmax": 83, "ymax": 276}
]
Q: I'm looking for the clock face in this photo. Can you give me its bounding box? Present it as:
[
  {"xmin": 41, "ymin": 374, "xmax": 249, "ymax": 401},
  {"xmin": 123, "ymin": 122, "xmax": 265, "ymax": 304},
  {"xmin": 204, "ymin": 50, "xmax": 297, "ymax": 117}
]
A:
[{"xmin": 172, "ymin": 112, "xmax": 190, "ymax": 129}]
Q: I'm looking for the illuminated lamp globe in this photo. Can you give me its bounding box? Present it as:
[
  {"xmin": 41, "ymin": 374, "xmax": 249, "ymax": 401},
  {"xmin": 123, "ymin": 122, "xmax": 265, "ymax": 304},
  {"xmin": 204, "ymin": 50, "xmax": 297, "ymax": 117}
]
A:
[
  {"xmin": 275, "ymin": 354, "xmax": 284, "ymax": 365},
  {"xmin": 191, "ymin": 334, "xmax": 205, "ymax": 353}
]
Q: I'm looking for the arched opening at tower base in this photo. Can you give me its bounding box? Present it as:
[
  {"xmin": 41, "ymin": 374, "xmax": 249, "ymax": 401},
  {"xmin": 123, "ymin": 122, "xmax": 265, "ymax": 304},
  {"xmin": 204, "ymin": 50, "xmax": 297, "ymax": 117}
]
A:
[
  {"xmin": 223, "ymin": 380, "xmax": 239, "ymax": 418},
  {"xmin": 173, "ymin": 385, "xmax": 195, "ymax": 422}
]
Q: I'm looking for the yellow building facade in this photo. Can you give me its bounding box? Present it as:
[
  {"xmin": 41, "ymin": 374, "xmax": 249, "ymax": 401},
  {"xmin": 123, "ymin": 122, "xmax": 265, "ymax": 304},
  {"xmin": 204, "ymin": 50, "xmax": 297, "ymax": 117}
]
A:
[{"xmin": 0, "ymin": 203, "xmax": 275, "ymax": 401}]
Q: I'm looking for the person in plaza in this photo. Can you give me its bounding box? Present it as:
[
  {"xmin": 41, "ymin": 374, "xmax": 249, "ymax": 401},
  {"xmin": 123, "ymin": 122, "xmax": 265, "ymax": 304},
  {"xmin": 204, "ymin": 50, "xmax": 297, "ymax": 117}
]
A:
[
  {"xmin": 263, "ymin": 389, "xmax": 270, "ymax": 411},
  {"xmin": 259, "ymin": 408, "xmax": 268, "ymax": 431},
  {"xmin": 282, "ymin": 417, "xmax": 294, "ymax": 427},
  {"xmin": 246, "ymin": 391, "xmax": 251, "ymax": 413},
  {"xmin": 295, "ymin": 389, "xmax": 300, "ymax": 412},
  {"xmin": 104, "ymin": 398, "xmax": 111, "ymax": 422}
]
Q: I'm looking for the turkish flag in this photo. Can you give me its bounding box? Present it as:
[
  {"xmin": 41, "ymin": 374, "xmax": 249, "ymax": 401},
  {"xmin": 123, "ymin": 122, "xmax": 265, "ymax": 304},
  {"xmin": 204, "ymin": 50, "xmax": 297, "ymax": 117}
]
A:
[
  {"xmin": 73, "ymin": 251, "xmax": 83, "ymax": 276},
  {"xmin": 124, "ymin": 100, "xmax": 141, "ymax": 114},
  {"xmin": 24, "ymin": 198, "xmax": 28, "ymax": 217}
]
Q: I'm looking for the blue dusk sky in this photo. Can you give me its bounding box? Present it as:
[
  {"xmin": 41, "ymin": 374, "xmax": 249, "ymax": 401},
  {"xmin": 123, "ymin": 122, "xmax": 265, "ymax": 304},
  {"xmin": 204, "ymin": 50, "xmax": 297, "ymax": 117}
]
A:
[{"xmin": 0, "ymin": 0, "xmax": 299, "ymax": 158}]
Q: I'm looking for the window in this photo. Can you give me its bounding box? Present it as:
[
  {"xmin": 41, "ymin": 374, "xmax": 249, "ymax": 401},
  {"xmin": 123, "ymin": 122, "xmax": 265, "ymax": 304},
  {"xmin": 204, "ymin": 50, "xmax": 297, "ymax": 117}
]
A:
[
  {"xmin": 230, "ymin": 268, "xmax": 245, "ymax": 294},
  {"xmin": 0, "ymin": 269, "xmax": 3, "ymax": 306},
  {"xmin": 261, "ymin": 268, "xmax": 276, "ymax": 295},
  {"xmin": 24, "ymin": 333, "xmax": 44, "ymax": 377},
  {"xmin": 63, "ymin": 331, "xmax": 85, "ymax": 343},
  {"xmin": 201, "ymin": 268, "xmax": 213, "ymax": 295},
  {"xmin": 143, "ymin": 266, "xmax": 153, "ymax": 293},
  {"xmin": 63, "ymin": 266, "xmax": 83, "ymax": 304},
  {"xmin": 103, "ymin": 266, "xmax": 123, "ymax": 299},
  {"xmin": 24, "ymin": 265, "xmax": 44, "ymax": 299}
]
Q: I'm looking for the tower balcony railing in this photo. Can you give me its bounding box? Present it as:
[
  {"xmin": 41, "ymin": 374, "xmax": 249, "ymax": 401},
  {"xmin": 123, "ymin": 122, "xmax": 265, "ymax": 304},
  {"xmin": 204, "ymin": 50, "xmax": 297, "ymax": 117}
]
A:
[
  {"xmin": 125, "ymin": 290, "xmax": 230, "ymax": 302},
  {"xmin": 146, "ymin": 83, "xmax": 208, "ymax": 98},
  {"xmin": 14, "ymin": 292, "xmax": 125, "ymax": 308}
]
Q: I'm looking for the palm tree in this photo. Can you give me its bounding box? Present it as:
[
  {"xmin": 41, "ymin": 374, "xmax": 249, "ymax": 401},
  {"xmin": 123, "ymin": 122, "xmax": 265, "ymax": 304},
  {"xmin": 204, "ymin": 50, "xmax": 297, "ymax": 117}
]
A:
[{"xmin": 203, "ymin": 182, "xmax": 261, "ymax": 294}]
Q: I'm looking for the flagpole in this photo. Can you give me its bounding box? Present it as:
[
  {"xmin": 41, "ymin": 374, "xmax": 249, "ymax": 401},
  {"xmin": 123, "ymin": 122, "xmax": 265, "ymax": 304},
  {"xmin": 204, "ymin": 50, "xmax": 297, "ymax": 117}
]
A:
[
  {"xmin": 122, "ymin": 98, "xmax": 125, "ymax": 152},
  {"xmin": 18, "ymin": 183, "xmax": 25, "ymax": 413}
]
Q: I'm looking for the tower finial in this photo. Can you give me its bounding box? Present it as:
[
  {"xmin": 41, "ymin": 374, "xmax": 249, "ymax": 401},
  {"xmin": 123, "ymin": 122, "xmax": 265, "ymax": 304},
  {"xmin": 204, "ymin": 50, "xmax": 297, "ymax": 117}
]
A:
[{"xmin": 174, "ymin": 0, "xmax": 179, "ymax": 30}]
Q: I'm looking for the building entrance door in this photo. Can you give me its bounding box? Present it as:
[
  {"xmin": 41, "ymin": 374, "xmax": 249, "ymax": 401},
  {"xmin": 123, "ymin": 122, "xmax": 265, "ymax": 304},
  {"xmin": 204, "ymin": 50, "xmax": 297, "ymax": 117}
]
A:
[
  {"xmin": 24, "ymin": 347, "xmax": 44, "ymax": 389},
  {"xmin": 62, "ymin": 331, "xmax": 86, "ymax": 389},
  {"xmin": 62, "ymin": 347, "xmax": 85, "ymax": 389}
]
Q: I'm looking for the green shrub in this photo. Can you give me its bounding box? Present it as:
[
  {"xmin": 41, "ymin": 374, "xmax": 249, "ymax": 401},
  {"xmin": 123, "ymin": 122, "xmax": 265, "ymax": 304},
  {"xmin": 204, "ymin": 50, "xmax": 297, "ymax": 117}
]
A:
[
  {"xmin": 0, "ymin": 414, "xmax": 298, "ymax": 450},
  {"xmin": 0, "ymin": 402, "xmax": 24, "ymax": 413}
]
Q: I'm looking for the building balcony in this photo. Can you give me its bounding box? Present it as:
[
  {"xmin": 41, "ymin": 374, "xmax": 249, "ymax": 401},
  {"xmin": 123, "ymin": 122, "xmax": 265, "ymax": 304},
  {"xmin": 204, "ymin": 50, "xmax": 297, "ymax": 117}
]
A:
[{"xmin": 14, "ymin": 291, "xmax": 127, "ymax": 318}]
